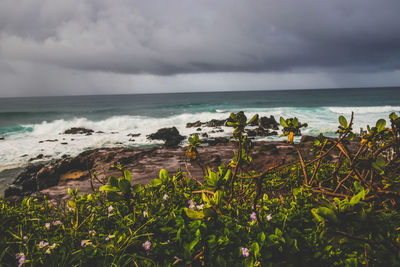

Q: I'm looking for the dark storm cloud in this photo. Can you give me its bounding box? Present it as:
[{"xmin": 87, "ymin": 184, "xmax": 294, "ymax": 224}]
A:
[{"xmin": 1, "ymin": 0, "xmax": 400, "ymax": 76}]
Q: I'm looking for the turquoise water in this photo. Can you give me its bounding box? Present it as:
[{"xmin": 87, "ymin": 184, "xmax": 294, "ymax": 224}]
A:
[{"xmin": 0, "ymin": 87, "xmax": 399, "ymax": 170}]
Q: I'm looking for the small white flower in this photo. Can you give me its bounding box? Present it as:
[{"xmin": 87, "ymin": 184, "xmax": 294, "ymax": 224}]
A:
[
  {"xmin": 108, "ymin": 205, "xmax": 114, "ymax": 213},
  {"xmin": 143, "ymin": 211, "xmax": 148, "ymax": 218},
  {"xmin": 266, "ymin": 214, "xmax": 272, "ymax": 221},
  {"xmin": 163, "ymin": 194, "xmax": 169, "ymax": 201},
  {"xmin": 52, "ymin": 220, "xmax": 62, "ymax": 226},
  {"xmin": 196, "ymin": 204, "xmax": 204, "ymax": 210},
  {"xmin": 44, "ymin": 223, "xmax": 51, "ymax": 230}
]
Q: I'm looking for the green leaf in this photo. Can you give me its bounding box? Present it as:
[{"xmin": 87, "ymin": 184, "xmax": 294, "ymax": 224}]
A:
[
  {"xmin": 349, "ymin": 190, "xmax": 366, "ymax": 206},
  {"xmin": 118, "ymin": 178, "xmax": 131, "ymax": 194},
  {"xmin": 280, "ymin": 117, "xmax": 288, "ymax": 127},
  {"xmin": 99, "ymin": 185, "xmax": 120, "ymax": 192},
  {"xmin": 376, "ymin": 119, "xmax": 386, "ymax": 132},
  {"xmin": 248, "ymin": 114, "xmax": 259, "ymax": 125},
  {"xmin": 150, "ymin": 178, "xmax": 162, "ymax": 187},
  {"xmin": 184, "ymin": 208, "xmax": 205, "ymax": 220},
  {"xmin": 339, "ymin": 116, "xmax": 348, "ymax": 128},
  {"xmin": 131, "ymin": 183, "xmax": 143, "ymax": 193},
  {"xmin": 202, "ymin": 192, "xmax": 210, "ymax": 204},
  {"xmin": 107, "ymin": 192, "xmax": 123, "ymax": 202},
  {"xmin": 109, "ymin": 176, "xmax": 118, "ymax": 187},
  {"xmin": 372, "ymin": 156, "xmax": 385, "ymax": 171},
  {"xmin": 212, "ymin": 190, "xmax": 222, "ymax": 206},
  {"xmin": 159, "ymin": 169, "xmax": 169, "ymax": 183},
  {"xmin": 312, "ymin": 207, "xmax": 338, "ymax": 224},
  {"xmin": 251, "ymin": 242, "xmax": 260, "ymax": 258},
  {"xmin": 124, "ymin": 170, "xmax": 132, "ymax": 183}
]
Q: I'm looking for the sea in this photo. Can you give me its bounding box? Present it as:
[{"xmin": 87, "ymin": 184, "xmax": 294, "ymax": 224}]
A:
[{"xmin": 1, "ymin": 87, "xmax": 400, "ymax": 193}]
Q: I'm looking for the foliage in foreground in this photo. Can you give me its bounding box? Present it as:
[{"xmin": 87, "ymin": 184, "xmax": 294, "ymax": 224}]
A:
[{"xmin": 1, "ymin": 112, "xmax": 400, "ymax": 266}]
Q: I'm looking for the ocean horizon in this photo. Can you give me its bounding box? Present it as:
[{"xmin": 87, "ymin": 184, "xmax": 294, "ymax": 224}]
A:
[{"xmin": 1, "ymin": 86, "xmax": 399, "ymax": 175}]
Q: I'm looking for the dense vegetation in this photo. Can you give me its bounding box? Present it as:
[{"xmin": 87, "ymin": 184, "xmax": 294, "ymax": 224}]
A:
[{"xmin": 1, "ymin": 112, "xmax": 400, "ymax": 266}]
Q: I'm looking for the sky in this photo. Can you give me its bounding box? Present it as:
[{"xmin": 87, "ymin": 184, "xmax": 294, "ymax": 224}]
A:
[{"xmin": 0, "ymin": 0, "xmax": 400, "ymax": 97}]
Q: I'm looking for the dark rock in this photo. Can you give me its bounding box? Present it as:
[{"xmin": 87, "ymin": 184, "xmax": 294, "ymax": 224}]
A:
[
  {"xmin": 61, "ymin": 154, "xmax": 70, "ymax": 159},
  {"xmin": 5, "ymin": 164, "xmax": 44, "ymax": 197},
  {"xmin": 111, "ymin": 132, "xmax": 118, "ymax": 134},
  {"xmin": 129, "ymin": 138, "xmax": 135, "ymax": 142},
  {"xmin": 147, "ymin": 127, "xmax": 185, "ymax": 148},
  {"xmin": 208, "ymin": 155, "xmax": 222, "ymax": 165},
  {"xmin": 21, "ymin": 154, "xmax": 28, "ymax": 157},
  {"xmin": 196, "ymin": 128, "xmax": 202, "ymax": 131},
  {"xmin": 204, "ymin": 119, "xmax": 227, "ymax": 127},
  {"xmin": 259, "ymin": 116, "xmax": 279, "ymax": 130},
  {"xmin": 201, "ymin": 133, "xmax": 209, "ymax": 138},
  {"xmin": 246, "ymin": 127, "xmax": 273, "ymax": 137},
  {"xmin": 61, "ymin": 142, "xmax": 68, "ymax": 145},
  {"xmin": 205, "ymin": 137, "xmax": 230, "ymax": 146},
  {"xmin": 186, "ymin": 121, "xmax": 202, "ymax": 128},
  {"xmin": 29, "ymin": 154, "xmax": 44, "ymax": 162},
  {"xmin": 96, "ymin": 131, "xmax": 105, "ymax": 134},
  {"xmin": 4, "ymin": 184, "xmax": 23, "ymax": 197},
  {"xmin": 127, "ymin": 133, "xmax": 141, "ymax": 137},
  {"xmin": 270, "ymin": 131, "xmax": 278, "ymax": 136},
  {"xmin": 258, "ymin": 144, "xmax": 279, "ymax": 154},
  {"xmin": 300, "ymin": 135, "xmax": 317, "ymax": 143},
  {"xmin": 39, "ymin": 139, "xmax": 58, "ymax": 143},
  {"xmin": 63, "ymin": 127, "xmax": 94, "ymax": 135},
  {"xmin": 36, "ymin": 166, "xmax": 60, "ymax": 190},
  {"xmin": 0, "ymin": 137, "xmax": 4, "ymax": 140}
]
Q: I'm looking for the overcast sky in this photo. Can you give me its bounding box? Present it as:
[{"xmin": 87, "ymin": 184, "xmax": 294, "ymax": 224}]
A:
[{"xmin": 0, "ymin": 0, "xmax": 400, "ymax": 97}]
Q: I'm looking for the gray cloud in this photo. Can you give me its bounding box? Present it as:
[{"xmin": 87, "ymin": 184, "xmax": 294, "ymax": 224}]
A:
[{"xmin": 0, "ymin": 0, "xmax": 399, "ymax": 96}]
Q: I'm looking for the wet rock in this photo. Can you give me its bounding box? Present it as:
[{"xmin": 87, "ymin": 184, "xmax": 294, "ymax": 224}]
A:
[
  {"xmin": 39, "ymin": 139, "xmax": 58, "ymax": 143},
  {"xmin": 129, "ymin": 138, "xmax": 135, "ymax": 142},
  {"xmin": 246, "ymin": 127, "xmax": 274, "ymax": 137},
  {"xmin": 61, "ymin": 142, "xmax": 68, "ymax": 145},
  {"xmin": 201, "ymin": 133, "xmax": 209, "ymax": 138},
  {"xmin": 29, "ymin": 154, "xmax": 44, "ymax": 162},
  {"xmin": 259, "ymin": 116, "xmax": 279, "ymax": 130},
  {"xmin": 0, "ymin": 137, "xmax": 4, "ymax": 140},
  {"xmin": 204, "ymin": 119, "xmax": 227, "ymax": 127},
  {"xmin": 127, "ymin": 133, "xmax": 141, "ymax": 137},
  {"xmin": 186, "ymin": 121, "xmax": 202, "ymax": 128},
  {"xmin": 63, "ymin": 127, "xmax": 94, "ymax": 135},
  {"xmin": 196, "ymin": 128, "xmax": 202, "ymax": 131},
  {"xmin": 36, "ymin": 166, "xmax": 60, "ymax": 190},
  {"xmin": 96, "ymin": 131, "xmax": 105, "ymax": 134},
  {"xmin": 148, "ymin": 127, "xmax": 185, "ymax": 148}
]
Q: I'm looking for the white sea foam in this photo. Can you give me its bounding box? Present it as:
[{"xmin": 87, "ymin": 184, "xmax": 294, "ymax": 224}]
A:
[
  {"xmin": 0, "ymin": 106, "xmax": 397, "ymax": 170},
  {"xmin": 327, "ymin": 106, "xmax": 400, "ymax": 115}
]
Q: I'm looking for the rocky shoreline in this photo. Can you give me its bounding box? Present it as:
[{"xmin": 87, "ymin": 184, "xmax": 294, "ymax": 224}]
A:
[{"xmin": 3, "ymin": 114, "xmax": 350, "ymax": 202}]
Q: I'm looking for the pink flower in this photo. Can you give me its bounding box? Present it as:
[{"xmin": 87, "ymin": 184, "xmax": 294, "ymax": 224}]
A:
[
  {"xmin": 52, "ymin": 220, "xmax": 62, "ymax": 226},
  {"xmin": 250, "ymin": 212, "xmax": 257, "ymax": 222},
  {"xmin": 196, "ymin": 204, "xmax": 204, "ymax": 210},
  {"xmin": 23, "ymin": 236, "xmax": 28, "ymax": 240},
  {"xmin": 38, "ymin": 241, "xmax": 49, "ymax": 248},
  {"xmin": 241, "ymin": 247, "xmax": 249, "ymax": 258},
  {"xmin": 142, "ymin": 241, "xmax": 151, "ymax": 251},
  {"xmin": 81, "ymin": 240, "xmax": 93, "ymax": 247},
  {"xmin": 266, "ymin": 214, "xmax": 272, "ymax": 221},
  {"xmin": 143, "ymin": 211, "xmax": 148, "ymax": 218},
  {"xmin": 16, "ymin": 252, "xmax": 26, "ymax": 267},
  {"xmin": 163, "ymin": 194, "xmax": 169, "ymax": 200},
  {"xmin": 188, "ymin": 200, "xmax": 196, "ymax": 210},
  {"xmin": 44, "ymin": 223, "xmax": 51, "ymax": 230},
  {"xmin": 89, "ymin": 230, "xmax": 97, "ymax": 236}
]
